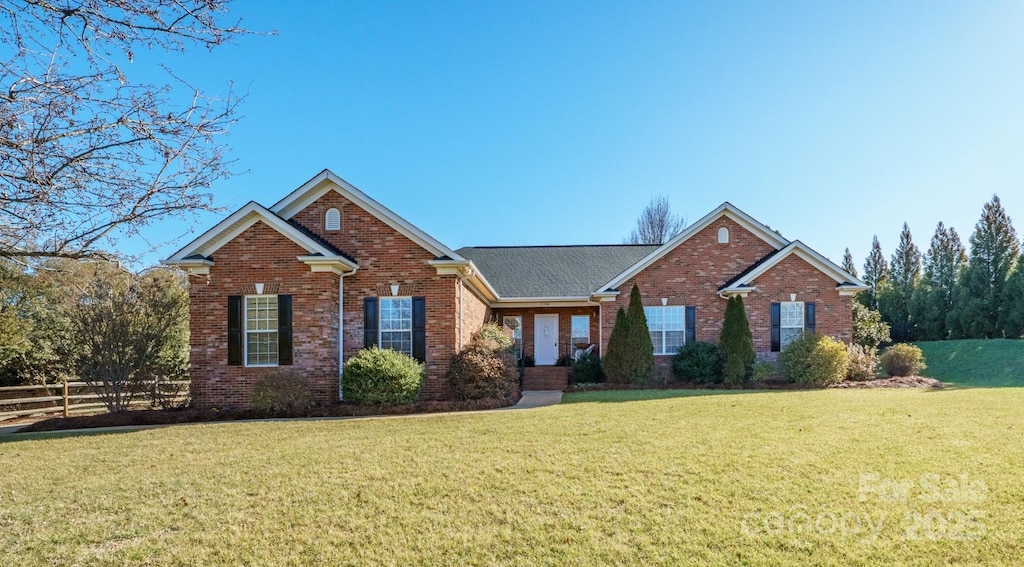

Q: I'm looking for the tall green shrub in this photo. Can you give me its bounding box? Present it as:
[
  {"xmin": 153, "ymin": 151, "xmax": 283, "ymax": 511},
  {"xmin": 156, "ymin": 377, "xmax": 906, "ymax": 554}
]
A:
[
  {"xmin": 719, "ymin": 295, "xmax": 754, "ymax": 386},
  {"xmin": 625, "ymin": 284, "xmax": 654, "ymax": 385},
  {"xmin": 602, "ymin": 307, "xmax": 630, "ymax": 384},
  {"xmin": 781, "ymin": 333, "xmax": 850, "ymax": 386}
]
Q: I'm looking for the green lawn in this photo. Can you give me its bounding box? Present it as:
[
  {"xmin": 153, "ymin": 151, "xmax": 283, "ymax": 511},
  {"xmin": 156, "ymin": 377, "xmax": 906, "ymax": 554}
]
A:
[
  {"xmin": 915, "ymin": 339, "xmax": 1024, "ymax": 387},
  {"xmin": 4, "ymin": 388, "xmax": 1024, "ymax": 565}
]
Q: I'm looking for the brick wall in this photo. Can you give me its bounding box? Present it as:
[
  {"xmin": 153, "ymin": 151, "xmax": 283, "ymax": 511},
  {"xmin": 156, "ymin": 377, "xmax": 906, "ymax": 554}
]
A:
[
  {"xmin": 458, "ymin": 281, "xmax": 491, "ymax": 348},
  {"xmin": 600, "ymin": 216, "xmax": 852, "ymax": 361},
  {"xmin": 493, "ymin": 306, "xmax": 600, "ymax": 363}
]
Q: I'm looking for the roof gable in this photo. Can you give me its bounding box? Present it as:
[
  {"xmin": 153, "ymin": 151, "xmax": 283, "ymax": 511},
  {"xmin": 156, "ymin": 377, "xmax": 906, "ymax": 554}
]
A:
[
  {"xmin": 597, "ymin": 202, "xmax": 791, "ymax": 292},
  {"xmin": 270, "ymin": 169, "xmax": 462, "ymax": 261},
  {"xmin": 719, "ymin": 240, "xmax": 867, "ymax": 292},
  {"xmin": 164, "ymin": 202, "xmax": 343, "ymax": 261}
]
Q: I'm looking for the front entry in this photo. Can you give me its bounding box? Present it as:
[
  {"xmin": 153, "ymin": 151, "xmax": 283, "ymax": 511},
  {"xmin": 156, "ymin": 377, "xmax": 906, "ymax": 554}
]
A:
[{"xmin": 534, "ymin": 314, "xmax": 559, "ymax": 365}]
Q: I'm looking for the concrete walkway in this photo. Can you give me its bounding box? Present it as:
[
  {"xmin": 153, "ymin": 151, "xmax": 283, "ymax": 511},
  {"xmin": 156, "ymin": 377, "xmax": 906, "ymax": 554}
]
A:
[{"xmin": 0, "ymin": 390, "xmax": 564, "ymax": 437}]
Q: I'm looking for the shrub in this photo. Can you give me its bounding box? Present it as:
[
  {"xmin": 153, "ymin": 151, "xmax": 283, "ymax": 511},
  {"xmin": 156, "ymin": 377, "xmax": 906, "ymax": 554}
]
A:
[
  {"xmin": 343, "ymin": 347, "xmax": 425, "ymax": 405},
  {"xmin": 250, "ymin": 371, "xmax": 315, "ymax": 414},
  {"xmin": 853, "ymin": 302, "xmax": 891, "ymax": 349},
  {"xmin": 672, "ymin": 341, "xmax": 723, "ymax": 383},
  {"xmin": 880, "ymin": 344, "xmax": 927, "ymax": 377},
  {"xmin": 751, "ymin": 361, "xmax": 780, "ymax": 382},
  {"xmin": 603, "ymin": 285, "xmax": 654, "ymax": 385},
  {"xmin": 720, "ymin": 295, "xmax": 755, "ymax": 386},
  {"xmin": 448, "ymin": 340, "xmax": 519, "ymax": 401},
  {"xmin": 846, "ymin": 344, "xmax": 879, "ymax": 381},
  {"xmin": 780, "ymin": 333, "xmax": 850, "ymax": 386},
  {"xmin": 473, "ymin": 322, "xmax": 514, "ymax": 352},
  {"xmin": 571, "ymin": 353, "xmax": 604, "ymax": 384},
  {"xmin": 522, "ymin": 355, "xmax": 535, "ymax": 367}
]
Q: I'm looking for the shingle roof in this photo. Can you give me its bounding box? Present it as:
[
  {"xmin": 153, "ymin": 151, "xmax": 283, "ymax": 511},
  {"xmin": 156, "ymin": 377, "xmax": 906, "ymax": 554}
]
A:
[{"xmin": 456, "ymin": 245, "xmax": 659, "ymax": 298}]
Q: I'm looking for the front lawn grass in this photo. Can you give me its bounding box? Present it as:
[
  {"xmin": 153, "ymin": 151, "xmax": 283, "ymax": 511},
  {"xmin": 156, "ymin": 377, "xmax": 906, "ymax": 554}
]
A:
[
  {"xmin": 4, "ymin": 388, "xmax": 1024, "ymax": 565},
  {"xmin": 915, "ymin": 339, "xmax": 1024, "ymax": 387}
]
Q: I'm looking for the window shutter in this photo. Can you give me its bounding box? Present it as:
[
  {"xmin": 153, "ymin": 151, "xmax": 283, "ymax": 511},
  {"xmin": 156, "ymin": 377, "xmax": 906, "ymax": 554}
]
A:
[
  {"xmin": 805, "ymin": 302, "xmax": 816, "ymax": 334},
  {"xmin": 685, "ymin": 306, "xmax": 697, "ymax": 343},
  {"xmin": 228, "ymin": 295, "xmax": 242, "ymax": 365},
  {"xmin": 363, "ymin": 297, "xmax": 378, "ymax": 349},
  {"xmin": 770, "ymin": 302, "xmax": 781, "ymax": 352},
  {"xmin": 412, "ymin": 296, "xmax": 426, "ymax": 363},
  {"xmin": 278, "ymin": 295, "xmax": 293, "ymax": 365}
]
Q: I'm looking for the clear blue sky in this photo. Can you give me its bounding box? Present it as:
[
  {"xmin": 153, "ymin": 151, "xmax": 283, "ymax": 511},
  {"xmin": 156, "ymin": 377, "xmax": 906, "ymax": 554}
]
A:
[{"xmin": 132, "ymin": 1, "xmax": 1024, "ymax": 272}]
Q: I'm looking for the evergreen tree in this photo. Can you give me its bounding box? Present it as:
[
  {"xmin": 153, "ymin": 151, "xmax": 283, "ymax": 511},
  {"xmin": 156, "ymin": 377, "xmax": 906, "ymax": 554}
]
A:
[
  {"xmin": 602, "ymin": 307, "xmax": 631, "ymax": 384},
  {"xmin": 625, "ymin": 284, "xmax": 655, "ymax": 384},
  {"xmin": 1002, "ymin": 259, "xmax": 1024, "ymax": 338},
  {"xmin": 912, "ymin": 222, "xmax": 966, "ymax": 340},
  {"xmin": 859, "ymin": 236, "xmax": 888, "ymax": 310},
  {"xmin": 842, "ymin": 248, "xmax": 858, "ymax": 278},
  {"xmin": 951, "ymin": 195, "xmax": 1020, "ymax": 338},
  {"xmin": 719, "ymin": 295, "xmax": 755, "ymax": 386},
  {"xmin": 880, "ymin": 223, "xmax": 921, "ymax": 341}
]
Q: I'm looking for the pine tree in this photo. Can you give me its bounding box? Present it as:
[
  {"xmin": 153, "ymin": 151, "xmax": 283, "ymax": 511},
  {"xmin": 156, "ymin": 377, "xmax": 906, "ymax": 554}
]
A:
[
  {"xmin": 719, "ymin": 295, "xmax": 754, "ymax": 386},
  {"xmin": 913, "ymin": 222, "xmax": 966, "ymax": 340},
  {"xmin": 951, "ymin": 195, "xmax": 1020, "ymax": 338},
  {"xmin": 602, "ymin": 307, "xmax": 630, "ymax": 384},
  {"xmin": 625, "ymin": 284, "xmax": 654, "ymax": 384},
  {"xmin": 880, "ymin": 223, "xmax": 921, "ymax": 341},
  {"xmin": 1002, "ymin": 259, "xmax": 1024, "ymax": 338},
  {"xmin": 859, "ymin": 236, "xmax": 888, "ymax": 310},
  {"xmin": 842, "ymin": 248, "xmax": 858, "ymax": 279}
]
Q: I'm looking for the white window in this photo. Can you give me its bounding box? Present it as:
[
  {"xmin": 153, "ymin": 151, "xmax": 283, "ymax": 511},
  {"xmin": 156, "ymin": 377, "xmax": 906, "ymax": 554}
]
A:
[
  {"xmin": 503, "ymin": 316, "xmax": 523, "ymax": 356},
  {"xmin": 645, "ymin": 306, "xmax": 685, "ymax": 355},
  {"xmin": 380, "ymin": 297, "xmax": 412, "ymax": 355},
  {"xmin": 781, "ymin": 301, "xmax": 805, "ymax": 349},
  {"xmin": 718, "ymin": 226, "xmax": 729, "ymax": 243},
  {"xmin": 325, "ymin": 208, "xmax": 341, "ymax": 231},
  {"xmin": 245, "ymin": 295, "xmax": 278, "ymax": 366},
  {"xmin": 571, "ymin": 315, "xmax": 590, "ymax": 346}
]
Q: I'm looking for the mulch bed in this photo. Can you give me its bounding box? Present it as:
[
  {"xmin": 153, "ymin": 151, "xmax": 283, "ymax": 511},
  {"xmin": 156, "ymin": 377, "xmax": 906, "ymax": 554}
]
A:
[
  {"xmin": 830, "ymin": 375, "xmax": 945, "ymax": 389},
  {"xmin": 16, "ymin": 392, "xmax": 522, "ymax": 433}
]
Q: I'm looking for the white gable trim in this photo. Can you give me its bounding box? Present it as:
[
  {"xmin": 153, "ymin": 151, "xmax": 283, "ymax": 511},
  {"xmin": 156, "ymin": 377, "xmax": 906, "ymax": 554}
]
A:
[
  {"xmin": 596, "ymin": 202, "xmax": 791, "ymax": 292},
  {"xmin": 271, "ymin": 169, "xmax": 464, "ymax": 261},
  {"xmin": 164, "ymin": 202, "xmax": 342, "ymax": 262},
  {"xmin": 719, "ymin": 241, "xmax": 868, "ymax": 293}
]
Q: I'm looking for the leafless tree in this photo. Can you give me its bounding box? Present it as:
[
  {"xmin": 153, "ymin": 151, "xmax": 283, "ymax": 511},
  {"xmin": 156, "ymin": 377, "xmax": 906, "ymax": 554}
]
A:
[
  {"xmin": 624, "ymin": 195, "xmax": 687, "ymax": 245},
  {"xmin": 0, "ymin": 1, "xmax": 258, "ymax": 259}
]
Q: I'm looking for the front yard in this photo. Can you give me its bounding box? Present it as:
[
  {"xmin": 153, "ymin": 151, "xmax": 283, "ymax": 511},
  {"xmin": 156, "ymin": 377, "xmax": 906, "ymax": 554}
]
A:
[{"xmin": 3, "ymin": 387, "xmax": 1024, "ymax": 565}]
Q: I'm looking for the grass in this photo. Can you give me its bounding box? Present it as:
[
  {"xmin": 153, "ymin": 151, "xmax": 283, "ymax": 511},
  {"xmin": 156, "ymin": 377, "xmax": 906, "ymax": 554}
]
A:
[
  {"xmin": 915, "ymin": 339, "xmax": 1024, "ymax": 387},
  {"xmin": 4, "ymin": 388, "xmax": 1024, "ymax": 565}
]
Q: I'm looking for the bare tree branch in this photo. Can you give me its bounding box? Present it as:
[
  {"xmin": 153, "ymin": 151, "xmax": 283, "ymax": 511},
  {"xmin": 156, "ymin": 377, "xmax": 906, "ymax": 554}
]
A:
[{"xmin": 624, "ymin": 195, "xmax": 687, "ymax": 245}]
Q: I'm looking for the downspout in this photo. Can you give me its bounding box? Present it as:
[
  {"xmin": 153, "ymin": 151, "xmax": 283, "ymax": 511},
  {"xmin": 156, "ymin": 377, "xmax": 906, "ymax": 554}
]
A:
[
  {"xmin": 339, "ymin": 270, "xmax": 355, "ymax": 401},
  {"xmin": 598, "ymin": 301, "xmax": 603, "ymax": 355},
  {"xmin": 458, "ymin": 275, "xmax": 464, "ymax": 348}
]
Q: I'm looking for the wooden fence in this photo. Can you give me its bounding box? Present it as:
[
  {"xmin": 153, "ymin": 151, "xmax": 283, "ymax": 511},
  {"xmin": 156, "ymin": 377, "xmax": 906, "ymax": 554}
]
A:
[{"xmin": 0, "ymin": 381, "xmax": 190, "ymax": 421}]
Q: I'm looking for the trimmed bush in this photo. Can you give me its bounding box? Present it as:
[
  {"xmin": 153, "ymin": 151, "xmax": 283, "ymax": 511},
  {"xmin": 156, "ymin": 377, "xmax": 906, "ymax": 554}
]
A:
[
  {"xmin": 448, "ymin": 340, "xmax": 519, "ymax": 401},
  {"xmin": 250, "ymin": 371, "xmax": 315, "ymax": 414},
  {"xmin": 571, "ymin": 352, "xmax": 605, "ymax": 384},
  {"xmin": 720, "ymin": 295, "xmax": 755, "ymax": 386},
  {"xmin": 853, "ymin": 302, "xmax": 891, "ymax": 349},
  {"xmin": 846, "ymin": 344, "xmax": 879, "ymax": 381},
  {"xmin": 603, "ymin": 285, "xmax": 654, "ymax": 385},
  {"xmin": 780, "ymin": 333, "xmax": 850, "ymax": 386},
  {"xmin": 602, "ymin": 307, "xmax": 630, "ymax": 384},
  {"xmin": 343, "ymin": 347, "xmax": 425, "ymax": 405},
  {"xmin": 880, "ymin": 344, "xmax": 927, "ymax": 377},
  {"xmin": 751, "ymin": 361, "xmax": 780, "ymax": 382},
  {"xmin": 672, "ymin": 341, "xmax": 723, "ymax": 383},
  {"xmin": 473, "ymin": 322, "xmax": 515, "ymax": 352}
]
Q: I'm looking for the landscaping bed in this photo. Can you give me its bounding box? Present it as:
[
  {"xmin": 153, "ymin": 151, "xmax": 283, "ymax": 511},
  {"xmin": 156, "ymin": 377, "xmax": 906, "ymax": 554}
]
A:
[
  {"xmin": 16, "ymin": 392, "xmax": 521, "ymax": 433},
  {"xmin": 831, "ymin": 375, "xmax": 945, "ymax": 389}
]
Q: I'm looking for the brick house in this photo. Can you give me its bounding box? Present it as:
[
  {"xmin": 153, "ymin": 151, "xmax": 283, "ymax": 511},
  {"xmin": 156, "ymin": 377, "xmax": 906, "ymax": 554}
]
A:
[{"xmin": 165, "ymin": 169, "xmax": 866, "ymax": 407}]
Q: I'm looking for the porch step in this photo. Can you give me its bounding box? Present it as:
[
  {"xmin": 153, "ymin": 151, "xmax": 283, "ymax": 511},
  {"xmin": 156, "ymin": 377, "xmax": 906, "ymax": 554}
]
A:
[{"xmin": 523, "ymin": 366, "xmax": 569, "ymax": 391}]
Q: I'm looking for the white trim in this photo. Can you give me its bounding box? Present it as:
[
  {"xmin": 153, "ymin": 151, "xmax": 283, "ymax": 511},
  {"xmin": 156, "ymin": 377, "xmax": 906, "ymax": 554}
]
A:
[
  {"xmin": 429, "ymin": 259, "xmax": 499, "ymax": 302},
  {"xmin": 325, "ymin": 207, "xmax": 341, "ymax": 231},
  {"xmin": 244, "ymin": 294, "xmax": 280, "ymax": 368},
  {"xmin": 718, "ymin": 241, "xmax": 868, "ymax": 294},
  {"xmin": 597, "ymin": 202, "xmax": 791, "ymax": 293},
  {"xmin": 378, "ymin": 296, "xmax": 414, "ymax": 356},
  {"xmin": 165, "ymin": 202, "xmax": 342, "ymax": 262},
  {"xmin": 163, "ymin": 257, "xmax": 213, "ymax": 275},
  {"xmin": 644, "ymin": 304, "xmax": 686, "ymax": 355},
  {"xmin": 298, "ymin": 255, "xmax": 358, "ymax": 275},
  {"xmin": 270, "ymin": 170, "xmax": 464, "ymax": 261},
  {"xmin": 570, "ymin": 315, "xmax": 591, "ymax": 345}
]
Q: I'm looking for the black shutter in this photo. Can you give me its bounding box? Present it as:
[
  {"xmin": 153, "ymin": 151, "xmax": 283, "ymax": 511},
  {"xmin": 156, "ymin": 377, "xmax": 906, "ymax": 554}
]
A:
[
  {"xmin": 228, "ymin": 295, "xmax": 242, "ymax": 365},
  {"xmin": 278, "ymin": 295, "xmax": 293, "ymax": 365},
  {"xmin": 805, "ymin": 302, "xmax": 816, "ymax": 334},
  {"xmin": 770, "ymin": 302, "xmax": 781, "ymax": 352},
  {"xmin": 685, "ymin": 306, "xmax": 697, "ymax": 343},
  {"xmin": 364, "ymin": 297, "xmax": 378, "ymax": 349},
  {"xmin": 412, "ymin": 296, "xmax": 426, "ymax": 363}
]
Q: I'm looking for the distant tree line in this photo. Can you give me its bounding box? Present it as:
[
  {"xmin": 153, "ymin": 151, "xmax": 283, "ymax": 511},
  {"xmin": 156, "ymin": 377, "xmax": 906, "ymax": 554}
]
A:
[{"xmin": 844, "ymin": 195, "xmax": 1024, "ymax": 342}]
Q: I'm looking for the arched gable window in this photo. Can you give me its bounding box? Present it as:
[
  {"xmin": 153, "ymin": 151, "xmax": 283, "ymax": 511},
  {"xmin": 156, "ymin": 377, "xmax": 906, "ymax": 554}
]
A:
[
  {"xmin": 325, "ymin": 208, "xmax": 341, "ymax": 231},
  {"xmin": 717, "ymin": 226, "xmax": 729, "ymax": 244}
]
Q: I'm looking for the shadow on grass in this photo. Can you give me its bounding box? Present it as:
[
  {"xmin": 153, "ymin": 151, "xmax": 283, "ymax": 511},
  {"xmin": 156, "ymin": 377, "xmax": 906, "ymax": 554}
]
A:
[
  {"xmin": 562, "ymin": 387, "xmax": 813, "ymax": 404},
  {"xmin": 0, "ymin": 424, "xmax": 169, "ymax": 444},
  {"xmin": 915, "ymin": 339, "xmax": 1024, "ymax": 389}
]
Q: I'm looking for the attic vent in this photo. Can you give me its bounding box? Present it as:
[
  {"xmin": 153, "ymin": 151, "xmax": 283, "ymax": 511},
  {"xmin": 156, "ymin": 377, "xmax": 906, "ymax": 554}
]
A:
[
  {"xmin": 325, "ymin": 208, "xmax": 341, "ymax": 231},
  {"xmin": 718, "ymin": 226, "xmax": 729, "ymax": 244}
]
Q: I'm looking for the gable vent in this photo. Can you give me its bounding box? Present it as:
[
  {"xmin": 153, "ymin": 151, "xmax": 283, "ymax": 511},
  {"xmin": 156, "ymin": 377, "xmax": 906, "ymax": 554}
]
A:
[{"xmin": 325, "ymin": 208, "xmax": 341, "ymax": 231}]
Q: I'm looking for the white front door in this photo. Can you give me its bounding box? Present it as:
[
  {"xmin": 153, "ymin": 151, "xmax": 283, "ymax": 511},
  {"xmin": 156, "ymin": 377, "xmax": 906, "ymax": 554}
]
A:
[{"xmin": 534, "ymin": 314, "xmax": 559, "ymax": 365}]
